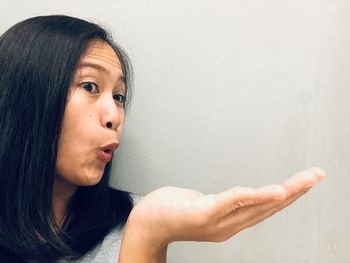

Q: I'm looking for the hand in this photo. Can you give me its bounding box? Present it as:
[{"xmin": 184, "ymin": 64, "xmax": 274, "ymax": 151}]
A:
[
  {"xmin": 125, "ymin": 167, "xmax": 325, "ymax": 244},
  {"xmin": 119, "ymin": 168, "xmax": 325, "ymax": 262}
]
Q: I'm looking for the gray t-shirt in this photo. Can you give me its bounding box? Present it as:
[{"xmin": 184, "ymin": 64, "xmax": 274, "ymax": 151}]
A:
[{"xmin": 56, "ymin": 225, "xmax": 124, "ymax": 263}]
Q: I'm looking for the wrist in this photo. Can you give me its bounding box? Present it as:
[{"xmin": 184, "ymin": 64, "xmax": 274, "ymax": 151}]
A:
[
  {"xmin": 127, "ymin": 203, "xmax": 175, "ymax": 244},
  {"xmin": 119, "ymin": 212, "xmax": 169, "ymax": 263}
]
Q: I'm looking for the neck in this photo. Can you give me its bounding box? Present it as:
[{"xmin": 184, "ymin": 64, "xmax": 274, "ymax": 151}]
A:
[{"xmin": 53, "ymin": 176, "xmax": 78, "ymax": 227}]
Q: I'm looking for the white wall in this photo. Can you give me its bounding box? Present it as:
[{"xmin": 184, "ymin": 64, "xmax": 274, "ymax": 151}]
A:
[{"xmin": 1, "ymin": 0, "xmax": 349, "ymax": 262}]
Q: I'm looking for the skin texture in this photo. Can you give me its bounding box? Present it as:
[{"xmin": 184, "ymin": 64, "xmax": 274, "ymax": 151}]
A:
[
  {"xmin": 54, "ymin": 40, "xmax": 126, "ymax": 224},
  {"xmin": 50, "ymin": 40, "xmax": 326, "ymax": 262}
]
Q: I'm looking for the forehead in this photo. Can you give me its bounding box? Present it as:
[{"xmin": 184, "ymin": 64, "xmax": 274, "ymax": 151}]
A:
[{"xmin": 78, "ymin": 40, "xmax": 123, "ymax": 76}]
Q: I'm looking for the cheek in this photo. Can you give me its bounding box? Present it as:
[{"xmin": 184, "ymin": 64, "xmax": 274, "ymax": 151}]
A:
[
  {"xmin": 63, "ymin": 91, "xmax": 98, "ymax": 146},
  {"xmin": 55, "ymin": 104, "xmax": 105, "ymax": 185},
  {"xmin": 56, "ymin": 137, "xmax": 106, "ymax": 186},
  {"xmin": 60, "ymin": 96, "xmax": 99, "ymax": 156},
  {"xmin": 60, "ymin": 118, "xmax": 95, "ymax": 156}
]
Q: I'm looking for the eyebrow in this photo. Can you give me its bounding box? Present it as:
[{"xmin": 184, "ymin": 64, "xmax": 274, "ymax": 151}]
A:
[{"xmin": 77, "ymin": 62, "xmax": 126, "ymax": 83}]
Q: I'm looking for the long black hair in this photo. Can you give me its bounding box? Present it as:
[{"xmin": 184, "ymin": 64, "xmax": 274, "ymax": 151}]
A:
[{"xmin": 0, "ymin": 15, "xmax": 134, "ymax": 262}]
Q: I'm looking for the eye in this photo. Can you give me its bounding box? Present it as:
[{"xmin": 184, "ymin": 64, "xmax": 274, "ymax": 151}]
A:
[
  {"xmin": 80, "ymin": 82, "xmax": 98, "ymax": 93},
  {"xmin": 113, "ymin": 94, "xmax": 126, "ymax": 104}
]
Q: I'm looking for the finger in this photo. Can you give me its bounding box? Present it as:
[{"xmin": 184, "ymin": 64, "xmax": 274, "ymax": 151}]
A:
[
  {"xmin": 213, "ymin": 187, "xmax": 309, "ymax": 241},
  {"xmin": 213, "ymin": 184, "xmax": 287, "ymax": 215},
  {"xmin": 283, "ymin": 167, "xmax": 325, "ymax": 197},
  {"xmin": 256, "ymin": 169, "xmax": 325, "ymax": 221},
  {"xmin": 307, "ymin": 167, "xmax": 326, "ymax": 182},
  {"xmin": 237, "ymin": 186, "xmax": 309, "ymax": 232},
  {"xmin": 213, "ymin": 168, "xmax": 326, "ymax": 240},
  {"xmin": 252, "ymin": 167, "xmax": 326, "ymax": 221},
  {"xmin": 238, "ymin": 176, "xmax": 314, "ymax": 224}
]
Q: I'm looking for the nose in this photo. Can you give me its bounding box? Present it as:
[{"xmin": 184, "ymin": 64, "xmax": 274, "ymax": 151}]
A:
[{"xmin": 100, "ymin": 95, "xmax": 124, "ymax": 131}]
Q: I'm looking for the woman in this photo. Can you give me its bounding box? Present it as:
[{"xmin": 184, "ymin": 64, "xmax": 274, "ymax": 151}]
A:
[{"xmin": 0, "ymin": 15, "xmax": 325, "ymax": 263}]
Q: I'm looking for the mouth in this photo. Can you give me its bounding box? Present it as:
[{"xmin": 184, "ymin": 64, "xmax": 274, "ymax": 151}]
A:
[
  {"xmin": 99, "ymin": 149, "xmax": 113, "ymax": 162},
  {"xmin": 99, "ymin": 142, "xmax": 119, "ymax": 163}
]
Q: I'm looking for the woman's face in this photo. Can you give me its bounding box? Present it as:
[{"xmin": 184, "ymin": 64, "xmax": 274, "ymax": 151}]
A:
[{"xmin": 55, "ymin": 40, "xmax": 126, "ymax": 186}]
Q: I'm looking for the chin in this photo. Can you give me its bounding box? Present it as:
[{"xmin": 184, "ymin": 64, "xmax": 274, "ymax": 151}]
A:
[
  {"xmin": 75, "ymin": 166, "xmax": 105, "ymax": 186},
  {"xmin": 80, "ymin": 172, "xmax": 104, "ymax": 186}
]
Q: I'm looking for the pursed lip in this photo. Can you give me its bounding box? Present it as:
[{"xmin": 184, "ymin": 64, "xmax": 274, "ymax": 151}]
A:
[
  {"xmin": 99, "ymin": 142, "xmax": 119, "ymax": 162},
  {"xmin": 101, "ymin": 142, "xmax": 119, "ymax": 151}
]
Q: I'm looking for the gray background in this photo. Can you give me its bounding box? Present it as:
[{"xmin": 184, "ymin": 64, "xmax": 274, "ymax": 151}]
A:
[{"xmin": 1, "ymin": 0, "xmax": 349, "ymax": 262}]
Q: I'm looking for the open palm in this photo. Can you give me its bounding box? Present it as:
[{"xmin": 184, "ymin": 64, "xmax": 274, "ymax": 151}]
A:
[{"xmin": 126, "ymin": 167, "xmax": 325, "ymax": 244}]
